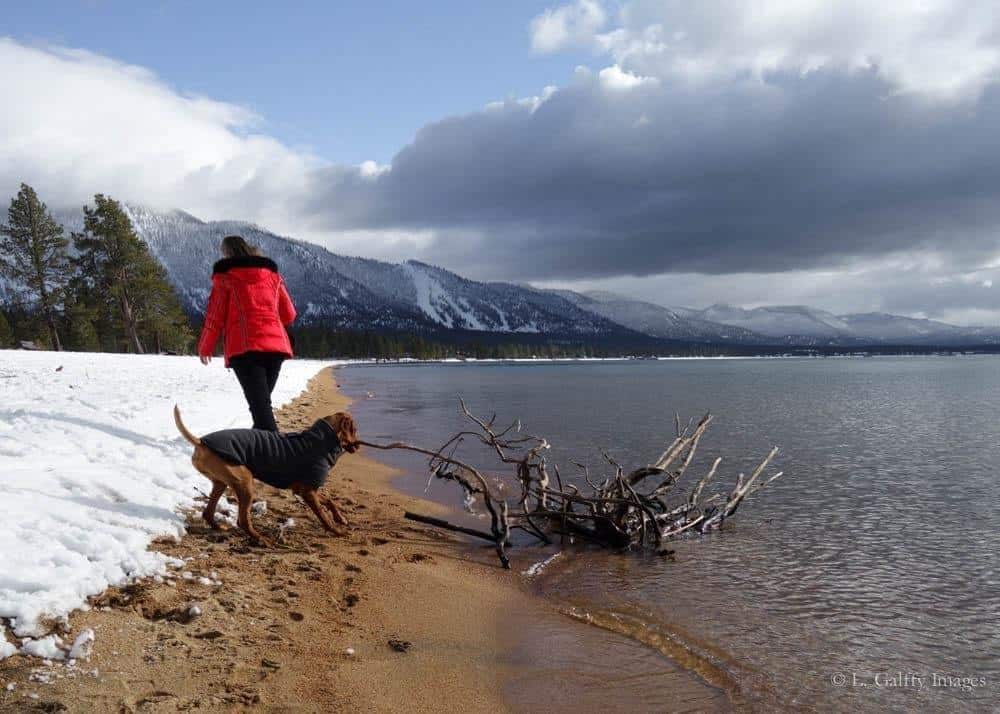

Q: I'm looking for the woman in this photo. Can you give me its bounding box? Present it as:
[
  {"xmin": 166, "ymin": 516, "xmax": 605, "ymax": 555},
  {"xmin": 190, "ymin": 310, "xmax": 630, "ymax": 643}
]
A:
[{"xmin": 197, "ymin": 235, "xmax": 297, "ymax": 432}]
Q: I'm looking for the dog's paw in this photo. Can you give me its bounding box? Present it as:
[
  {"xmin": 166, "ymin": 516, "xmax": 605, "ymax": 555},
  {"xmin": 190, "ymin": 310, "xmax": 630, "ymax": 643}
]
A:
[
  {"xmin": 250, "ymin": 535, "xmax": 276, "ymax": 548},
  {"xmin": 324, "ymin": 502, "xmax": 350, "ymax": 526}
]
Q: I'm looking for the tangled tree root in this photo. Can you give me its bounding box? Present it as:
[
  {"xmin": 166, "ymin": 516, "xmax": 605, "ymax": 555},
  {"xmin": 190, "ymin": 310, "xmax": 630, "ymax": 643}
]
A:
[{"xmin": 360, "ymin": 401, "xmax": 783, "ymax": 569}]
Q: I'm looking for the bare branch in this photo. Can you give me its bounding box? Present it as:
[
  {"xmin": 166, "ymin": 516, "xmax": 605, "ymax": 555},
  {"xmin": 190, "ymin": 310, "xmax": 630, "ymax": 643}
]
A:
[{"xmin": 359, "ymin": 404, "xmax": 784, "ymax": 567}]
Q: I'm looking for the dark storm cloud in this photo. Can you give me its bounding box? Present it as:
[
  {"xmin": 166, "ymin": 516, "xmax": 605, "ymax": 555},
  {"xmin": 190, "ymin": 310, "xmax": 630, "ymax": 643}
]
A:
[{"xmin": 304, "ymin": 69, "xmax": 1000, "ymax": 281}]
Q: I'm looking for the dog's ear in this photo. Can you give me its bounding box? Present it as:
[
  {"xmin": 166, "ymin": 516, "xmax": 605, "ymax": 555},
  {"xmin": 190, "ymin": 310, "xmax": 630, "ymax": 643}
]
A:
[{"xmin": 333, "ymin": 412, "xmax": 359, "ymax": 453}]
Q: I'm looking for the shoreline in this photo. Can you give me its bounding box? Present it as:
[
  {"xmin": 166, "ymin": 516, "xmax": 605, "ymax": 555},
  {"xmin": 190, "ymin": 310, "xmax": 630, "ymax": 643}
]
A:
[
  {"xmin": 334, "ymin": 365, "xmax": 736, "ymax": 712},
  {"xmin": 330, "ymin": 352, "xmax": 999, "ymax": 367},
  {"xmin": 0, "ymin": 366, "xmax": 533, "ymax": 711},
  {"xmin": 0, "ymin": 365, "xmax": 727, "ymax": 712}
]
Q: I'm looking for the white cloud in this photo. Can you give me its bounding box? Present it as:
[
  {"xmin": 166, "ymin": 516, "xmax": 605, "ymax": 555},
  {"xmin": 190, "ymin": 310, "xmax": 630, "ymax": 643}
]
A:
[
  {"xmin": 485, "ymin": 85, "xmax": 559, "ymax": 114},
  {"xmin": 530, "ymin": 0, "xmax": 607, "ymax": 53},
  {"xmin": 359, "ymin": 160, "xmax": 389, "ymax": 179},
  {"xmin": 0, "ymin": 38, "xmax": 331, "ymax": 235},
  {"xmin": 538, "ymin": 0, "xmax": 1000, "ymax": 100},
  {"xmin": 598, "ymin": 64, "xmax": 659, "ymax": 91}
]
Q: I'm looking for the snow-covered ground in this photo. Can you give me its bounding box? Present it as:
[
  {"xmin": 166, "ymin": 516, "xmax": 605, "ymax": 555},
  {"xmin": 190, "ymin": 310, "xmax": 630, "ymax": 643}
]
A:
[{"xmin": 0, "ymin": 350, "xmax": 330, "ymax": 657}]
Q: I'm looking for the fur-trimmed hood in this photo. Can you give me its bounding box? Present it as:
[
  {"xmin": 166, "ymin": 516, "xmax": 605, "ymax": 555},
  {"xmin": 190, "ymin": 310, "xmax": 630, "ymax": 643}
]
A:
[{"xmin": 212, "ymin": 255, "xmax": 278, "ymax": 275}]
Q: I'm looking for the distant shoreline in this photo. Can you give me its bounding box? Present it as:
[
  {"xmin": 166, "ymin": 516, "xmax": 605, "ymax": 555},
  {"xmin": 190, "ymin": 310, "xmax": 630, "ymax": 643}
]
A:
[{"xmin": 338, "ymin": 351, "xmax": 1000, "ymax": 367}]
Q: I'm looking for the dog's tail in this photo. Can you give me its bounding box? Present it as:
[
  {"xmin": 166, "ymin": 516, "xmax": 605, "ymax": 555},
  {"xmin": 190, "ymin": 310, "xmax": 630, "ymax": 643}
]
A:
[{"xmin": 173, "ymin": 405, "xmax": 201, "ymax": 446}]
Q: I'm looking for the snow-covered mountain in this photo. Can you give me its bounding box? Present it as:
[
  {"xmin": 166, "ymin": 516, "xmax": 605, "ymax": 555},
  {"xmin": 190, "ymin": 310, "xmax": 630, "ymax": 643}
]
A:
[
  {"xmin": 53, "ymin": 207, "xmax": 639, "ymax": 340},
  {"xmin": 682, "ymin": 304, "xmax": 1000, "ymax": 345},
  {"xmin": 839, "ymin": 313, "xmax": 967, "ymax": 342},
  {"xmin": 9, "ymin": 206, "xmax": 1000, "ymax": 348},
  {"xmin": 696, "ymin": 304, "xmax": 853, "ymax": 339},
  {"xmin": 554, "ymin": 291, "xmax": 771, "ymax": 343}
]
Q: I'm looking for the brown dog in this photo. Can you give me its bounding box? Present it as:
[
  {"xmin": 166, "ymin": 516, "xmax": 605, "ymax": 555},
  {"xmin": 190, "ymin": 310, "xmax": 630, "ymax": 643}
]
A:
[{"xmin": 174, "ymin": 406, "xmax": 359, "ymax": 545}]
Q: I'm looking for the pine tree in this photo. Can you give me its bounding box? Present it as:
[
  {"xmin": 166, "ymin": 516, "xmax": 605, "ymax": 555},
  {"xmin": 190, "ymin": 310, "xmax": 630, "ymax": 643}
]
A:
[
  {"xmin": 60, "ymin": 284, "xmax": 101, "ymax": 352},
  {"xmin": 73, "ymin": 194, "xmax": 191, "ymax": 354},
  {"xmin": 0, "ymin": 183, "xmax": 71, "ymax": 350},
  {"xmin": 0, "ymin": 310, "xmax": 13, "ymax": 348},
  {"xmin": 133, "ymin": 265, "xmax": 192, "ymax": 353},
  {"xmin": 66, "ymin": 250, "xmax": 118, "ymax": 350}
]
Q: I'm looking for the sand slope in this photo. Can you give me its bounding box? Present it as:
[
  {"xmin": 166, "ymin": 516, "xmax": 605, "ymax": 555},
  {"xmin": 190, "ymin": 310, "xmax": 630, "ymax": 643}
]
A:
[
  {"xmin": 1, "ymin": 366, "xmax": 732, "ymax": 713},
  {"xmin": 0, "ymin": 368, "xmax": 550, "ymax": 712}
]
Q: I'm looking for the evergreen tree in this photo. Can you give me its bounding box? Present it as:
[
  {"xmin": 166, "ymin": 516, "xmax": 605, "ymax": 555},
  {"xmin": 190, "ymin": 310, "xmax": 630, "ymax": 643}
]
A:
[
  {"xmin": 73, "ymin": 194, "xmax": 191, "ymax": 354},
  {"xmin": 0, "ymin": 183, "xmax": 71, "ymax": 350},
  {"xmin": 60, "ymin": 286, "xmax": 101, "ymax": 352},
  {"xmin": 66, "ymin": 250, "xmax": 118, "ymax": 350},
  {"xmin": 133, "ymin": 266, "xmax": 193, "ymax": 353},
  {"xmin": 0, "ymin": 310, "xmax": 13, "ymax": 348}
]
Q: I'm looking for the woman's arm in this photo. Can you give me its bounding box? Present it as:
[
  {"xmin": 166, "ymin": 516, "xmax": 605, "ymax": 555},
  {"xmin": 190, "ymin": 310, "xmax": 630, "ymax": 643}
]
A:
[
  {"xmin": 277, "ymin": 275, "xmax": 297, "ymax": 326},
  {"xmin": 197, "ymin": 275, "xmax": 229, "ymax": 359}
]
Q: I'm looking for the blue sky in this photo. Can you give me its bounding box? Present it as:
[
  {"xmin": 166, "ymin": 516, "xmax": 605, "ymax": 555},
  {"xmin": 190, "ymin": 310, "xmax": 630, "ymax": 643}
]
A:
[{"xmin": 5, "ymin": 0, "xmax": 588, "ymax": 164}]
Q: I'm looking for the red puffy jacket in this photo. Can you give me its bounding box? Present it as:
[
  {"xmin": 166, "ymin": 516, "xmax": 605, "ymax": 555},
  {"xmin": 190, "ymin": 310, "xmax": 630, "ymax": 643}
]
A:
[{"xmin": 197, "ymin": 255, "xmax": 297, "ymax": 366}]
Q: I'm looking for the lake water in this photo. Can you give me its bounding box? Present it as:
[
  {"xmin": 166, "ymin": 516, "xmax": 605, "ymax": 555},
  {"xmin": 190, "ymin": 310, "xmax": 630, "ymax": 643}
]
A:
[{"xmin": 338, "ymin": 357, "xmax": 1000, "ymax": 712}]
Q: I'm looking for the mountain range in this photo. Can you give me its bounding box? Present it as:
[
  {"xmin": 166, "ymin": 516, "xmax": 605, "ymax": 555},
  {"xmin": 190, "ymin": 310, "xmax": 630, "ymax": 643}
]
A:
[{"xmin": 12, "ymin": 206, "xmax": 1000, "ymax": 350}]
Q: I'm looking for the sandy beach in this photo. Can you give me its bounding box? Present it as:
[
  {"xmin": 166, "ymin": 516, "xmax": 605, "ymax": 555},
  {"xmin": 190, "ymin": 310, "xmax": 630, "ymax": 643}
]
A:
[
  {"xmin": 0, "ymin": 366, "xmax": 525, "ymax": 712},
  {"xmin": 0, "ymin": 365, "xmax": 729, "ymax": 713}
]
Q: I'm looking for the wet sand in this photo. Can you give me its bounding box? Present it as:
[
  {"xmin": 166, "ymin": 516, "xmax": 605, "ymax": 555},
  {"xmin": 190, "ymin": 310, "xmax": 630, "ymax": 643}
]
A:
[{"xmin": 0, "ymin": 366, "xmax": 728, "ymax": 712}]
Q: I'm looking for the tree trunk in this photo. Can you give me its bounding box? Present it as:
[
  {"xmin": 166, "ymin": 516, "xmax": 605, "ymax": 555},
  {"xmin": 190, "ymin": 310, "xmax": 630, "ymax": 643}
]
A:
[
  {"xmin": 118, "ymin": 282, "xmax": 143, "ymax": 354},
  {"xmin": 38, "ymin": 287, "xmax": 62, "ymax": 351},
  {"xmin": 45, "ymin": 310, "xmax": 62, "ymax": 351}
]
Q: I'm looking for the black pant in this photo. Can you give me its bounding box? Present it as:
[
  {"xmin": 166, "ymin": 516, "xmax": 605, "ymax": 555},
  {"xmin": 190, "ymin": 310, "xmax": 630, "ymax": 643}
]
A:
[{"xmin": 230, "ymin": 351, "xmax": 285, "ymax": 431}]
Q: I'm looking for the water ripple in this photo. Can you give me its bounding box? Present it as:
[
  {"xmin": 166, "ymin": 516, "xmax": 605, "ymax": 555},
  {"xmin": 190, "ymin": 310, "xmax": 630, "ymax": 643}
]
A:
[{"xmin": 344, "ymin": 357, "xmax": 1000, "ymax": 712}]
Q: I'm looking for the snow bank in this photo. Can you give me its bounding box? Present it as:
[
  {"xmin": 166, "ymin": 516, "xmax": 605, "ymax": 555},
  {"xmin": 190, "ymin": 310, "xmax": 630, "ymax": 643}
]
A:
[{"xmin": 0, "ymin": 350, "xmax": 330, "ymax": 643}]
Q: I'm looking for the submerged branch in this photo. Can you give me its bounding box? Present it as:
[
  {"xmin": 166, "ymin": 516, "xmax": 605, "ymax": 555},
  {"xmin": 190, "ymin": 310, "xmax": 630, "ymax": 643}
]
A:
[{"xmin": 357, "ymin": 404, "xmax": 784, "ymax": 568}]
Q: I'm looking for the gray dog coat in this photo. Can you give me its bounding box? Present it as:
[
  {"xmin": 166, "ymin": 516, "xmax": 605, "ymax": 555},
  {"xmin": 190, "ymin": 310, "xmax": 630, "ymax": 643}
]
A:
[{"xmin": 200, "ymin": 418, "xmax": 344, "ymax": 489}]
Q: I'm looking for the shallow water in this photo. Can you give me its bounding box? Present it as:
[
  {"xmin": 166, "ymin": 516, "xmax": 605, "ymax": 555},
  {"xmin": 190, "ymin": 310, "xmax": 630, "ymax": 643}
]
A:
[{"xmin": 339, "ymin": 357, "xmax": 1000, "ymax": 712}]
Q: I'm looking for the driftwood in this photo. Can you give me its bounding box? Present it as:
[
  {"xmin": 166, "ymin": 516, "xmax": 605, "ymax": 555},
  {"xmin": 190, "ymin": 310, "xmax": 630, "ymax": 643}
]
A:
[
  {"xmin": 359, "ymin": 401, "xmax": 783, "ymax": 569},
  {"xmin": 403, "ymin": 511, "xmax": 500, "ymax": 543}
]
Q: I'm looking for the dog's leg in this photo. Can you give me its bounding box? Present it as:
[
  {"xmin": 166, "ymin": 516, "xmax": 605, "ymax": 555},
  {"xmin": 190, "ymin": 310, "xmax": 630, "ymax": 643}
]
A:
[
  {"xmin": 320, "ymin": 494, "xmax": 350, "ymax": 526},
  {"xmin": 300, "ymin": 489, "xmax": 348, "ymax": 536},
  {"xmin": 234, "ymin": 478, "xmax": 272, "ymax": 546},
  {"xmin": 202, "ymin": 481, "xmax": 229, "ymax": 530}
]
